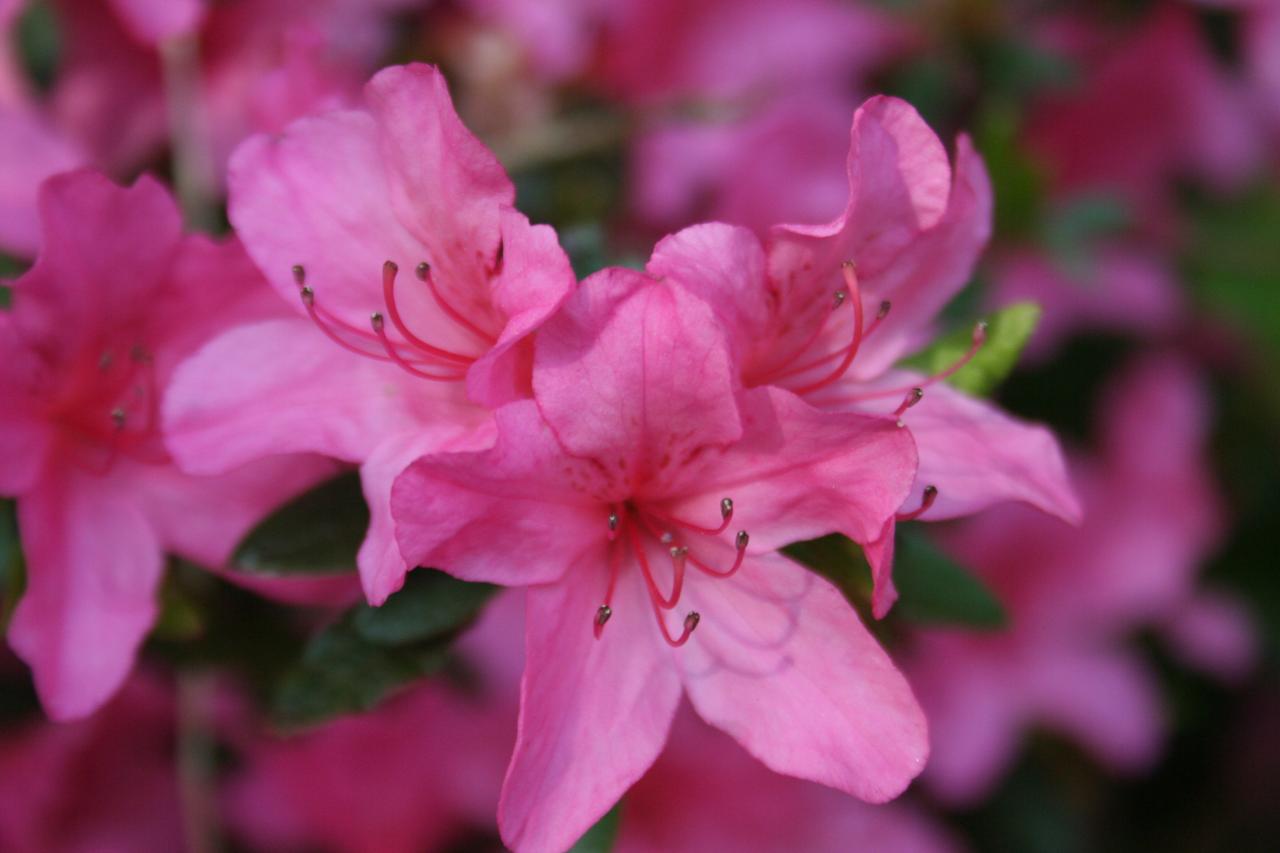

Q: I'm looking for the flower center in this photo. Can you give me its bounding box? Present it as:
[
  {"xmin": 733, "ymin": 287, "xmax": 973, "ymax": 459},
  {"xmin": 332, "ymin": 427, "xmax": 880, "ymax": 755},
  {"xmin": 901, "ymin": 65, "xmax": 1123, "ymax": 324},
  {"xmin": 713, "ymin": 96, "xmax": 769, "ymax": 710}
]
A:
[
  {"xmin": 593, "ymin": 496, "xmax": 749, "ymax": 647},
  {"xmin": 46, "ymin": 343, "xmax": 167, "ymax": 473},
  {"xmin": 291, "ymin": 260, "xmax": 497, "ymax": 383}
]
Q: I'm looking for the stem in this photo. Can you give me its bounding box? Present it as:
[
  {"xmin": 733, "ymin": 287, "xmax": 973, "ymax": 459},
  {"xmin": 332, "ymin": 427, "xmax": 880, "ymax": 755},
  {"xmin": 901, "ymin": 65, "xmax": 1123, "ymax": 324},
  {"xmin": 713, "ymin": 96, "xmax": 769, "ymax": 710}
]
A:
[
  {"xmin": 177, "ymin": 671, "xmax": 222, "ymax": 853},
  {"xmin": 160, "ymin": 35, "xmax": 216, "ymax": 231}
]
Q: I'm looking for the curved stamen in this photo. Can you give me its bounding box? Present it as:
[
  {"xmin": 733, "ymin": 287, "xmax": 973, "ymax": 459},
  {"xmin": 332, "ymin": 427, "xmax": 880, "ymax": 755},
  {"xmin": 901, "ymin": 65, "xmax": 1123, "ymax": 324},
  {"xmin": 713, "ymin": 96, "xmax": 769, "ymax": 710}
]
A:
[
  {"xmin": 643, "ymin": 496, "xmax": 734, "ymax": 537},
  {"xmin": 896, "ymin": 485, "xmax": 938, "ymax": 522},
  {"xmin": 893, "ymin": 387, "xmax": 925, "ymax": 418},
  {"xmin": 628, "ymin": 520, "xmax": 683, "ymax": 609},
  {"xmin": 370, "ymin": 313, "xmax": 468, "ymax": 381},
  {"xmin": 688, "ymin": 530, "xmax": 749, "ymax": 578},
  {"xmin": 381, "ymin": 261, "xmax": 475, "ymax": 364},
  {"xmin": 416, "ymin": 262, "xmax": 498, "ymax": 345},
  {"xmin": 595, "ymin": 522, "xmax": 626, "ymax": 639},
  {"xmin": 300, "ymin": 286, "xmax": 398, "ymax": 362},
  {"xmin": 791, "ymin": 262, "xmax": 869, "ymax": 395},
  {"xmin": 847, "ymin": 321, "xmax": 989, "ymax": 402}
]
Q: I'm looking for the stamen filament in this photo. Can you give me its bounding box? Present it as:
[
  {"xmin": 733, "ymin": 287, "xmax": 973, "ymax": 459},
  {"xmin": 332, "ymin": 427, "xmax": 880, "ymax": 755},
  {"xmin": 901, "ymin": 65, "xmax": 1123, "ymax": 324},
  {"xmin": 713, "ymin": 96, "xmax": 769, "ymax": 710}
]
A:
[
  {"xmin": 687, "ymin": 530, "xmax": 749, "ymax": 578},
  {"xmin": 848, "ymin": 321, "xmax": 989, "ymax": 402},
  {"xmin": 643, "ymin": 497, "xmax": 734, "ymax": 537},
  {"xmin": 896, "ymin": 485, "xmax": 938, "ymax": 522},
  {"xmin": 791, "ymin": 262, "xmax": 869, "ymax": 395},
  {"xmin": 628, "ymin": 520, "xmax": 683, "ymax": 609},
  {"xmin": 371, "ymin": 314, "xmax": 468, "ymax": 381},
  {"xmin": 381, "ymin": 261, "xmax": 475, "ymax": 364},
  {"xmin": 416, "ymin": 262, "xmax": 498, "ymax": 345}
]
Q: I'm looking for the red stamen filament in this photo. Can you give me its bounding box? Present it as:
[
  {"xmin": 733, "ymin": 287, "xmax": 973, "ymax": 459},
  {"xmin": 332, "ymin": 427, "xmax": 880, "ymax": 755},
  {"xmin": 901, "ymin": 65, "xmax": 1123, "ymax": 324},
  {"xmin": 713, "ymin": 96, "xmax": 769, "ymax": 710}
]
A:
[
  {"xmin": 371, "ymin": 314, "xmax": 468, "ymax": 381},
  {"xmin": 380, "ymin": 261, "xmax": 475, "ymax": 364},
  {"xmin": 848, "ymin": 321, "xmax": 989, "ymax": 403},
  {"xmin": 641, "ymin": 497, "xmax": 734, "ymax": 537},
  {"xmin": 893, "ymin": 387, "xmax": 925, "ymax": 418},
  {"xmin": 790, "ymin": 262, "xmax": 869, "ymax": 395},
  {"xmin": 687, "ymin": 530, "xmax": 749, "ymax": 578},
  {"xmin": 896, "ymin": 485, "xmax": 938, "ymax": 522},
  {"xmin": 416, "ymin": 263, "xmax": 498, "ymax": 345}
]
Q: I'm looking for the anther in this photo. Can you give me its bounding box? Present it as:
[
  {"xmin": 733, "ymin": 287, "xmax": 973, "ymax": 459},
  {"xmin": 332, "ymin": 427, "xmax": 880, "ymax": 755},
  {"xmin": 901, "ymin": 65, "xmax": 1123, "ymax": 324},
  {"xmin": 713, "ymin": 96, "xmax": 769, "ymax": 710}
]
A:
[
  {"xmin": 684, "ymin": 611, "xmax": 701, "ymax": 633},
  {"xmin": 833, "ymin": 290, "xmax": 847, "ymax": 309},
  {"xmin": 593, "ymin": 604, "xmax": 613, "ymax": 639},
  {"xmin": 896, "ymin": 485, "xmax": 938, "ymax": 522},
  {"xmin": 670, "ymin": 545, "xmax": 689, "ymax": 559},
  {"xmin": 720, "ymin": 498, "xmax": 733, "ymax": 519},
  {"xmin": 370, "ymin": 312, "xmax": 385, "ymax": 332},
  {"xmin": 893, "ymin": 387, "xmax": 925, "ymax": 417},
  {"xmin": 660, "ymin": 531, "xmax": 674, "ymax": 544},
  {"xmin": 414, "ymin": 261, "xmax": 430, "ymax": 280},
  {"xmin": 299, "ymin": 285, "xmax": 315, "ymax": 307},
  {"xmin": 110, "ymin": 408, "xmax": 126, "ymax": 430},
  {"xmin": 129, "ymin": 345, "xmax": 151, "ymax": 364},
  {"xmin": 877, "ymin": 301, "xmax": 892, "ymax": 320},
  {"xmin": 736, "ymin": 530, "xmax": 749, "ymax": 550},
  {"xmin": 291, "ymin": 264, "xmax": 306, "ymax": 286},
  {"xmin": 608, "ymin": 512, "xmax": 619, "ymax": 531}
]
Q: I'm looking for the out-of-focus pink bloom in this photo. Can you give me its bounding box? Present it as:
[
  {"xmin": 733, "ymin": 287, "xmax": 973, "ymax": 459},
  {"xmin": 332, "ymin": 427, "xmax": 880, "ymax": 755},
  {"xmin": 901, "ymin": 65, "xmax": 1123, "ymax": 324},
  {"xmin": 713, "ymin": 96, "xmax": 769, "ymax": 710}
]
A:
[
  {"xmin": 989, "ymin": 246, "xmax": 1184, "ymax": 360},
  {"xmin": 391, "ymin": 263, "xmax": 926, "ymax": 853},
  {"xmin": 225, "ymin": 683, "xmax": 511, "ymax": 853},
  {"xmin": 0, "ymin": 672, "xmax": 181, "ymax": 852},
  {"xmin": 647, "ymin": 96, "xmax": 1079, "ymax": 615},
  {"xmin": 907, "ymin": 354, "xmax": 1254, "ymax": 804},
  {"xmin": 0, "ymin": 171, "xmax": 332, "ymax": 719},
  {"xmin": 164, "ymin": 63, "xmax": 576, "ymax": 605},
  {"xmin": 620, "ymin": 709, "xmax": 960, "ymax": 853},
  {"xmin": 1026, "ymin": 6, "xmax": 1261, "ymax": 214},
  {"xmin": 104, "ymin": 0, "xmax": 206, "ymax": 44}
]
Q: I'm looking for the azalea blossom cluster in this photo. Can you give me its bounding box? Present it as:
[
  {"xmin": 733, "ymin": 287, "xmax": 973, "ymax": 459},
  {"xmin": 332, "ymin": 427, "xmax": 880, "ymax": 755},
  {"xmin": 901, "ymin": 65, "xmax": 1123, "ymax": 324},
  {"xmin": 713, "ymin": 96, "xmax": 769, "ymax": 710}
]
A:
[{"xmin": 1, "ymin": 1, "xmax": 1275, "ymax": 852}]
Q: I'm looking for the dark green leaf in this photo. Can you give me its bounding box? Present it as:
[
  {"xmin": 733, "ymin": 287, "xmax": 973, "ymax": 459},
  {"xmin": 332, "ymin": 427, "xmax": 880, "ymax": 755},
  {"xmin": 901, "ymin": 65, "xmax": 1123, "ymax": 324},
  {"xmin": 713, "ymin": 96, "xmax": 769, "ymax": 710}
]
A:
[
  {"xmin": 974, "ymin": 104, "xmax": 1047, "ymax": 240},
  {"xmin": 16, "ymin": 1, "xmax": 61, "ymax": 92},
  {"xmin": 234, "ymin": 473, "xmax": 368, "ymax": 574},
  {"xmin": 0, "ymin": 500, "xmax": 24, "ymax": 628},
  {"xmin": 899, "ymin": 301, "xmax": 1041, "ymax": 396},
  {"xmin": 353, "ymin": 570, "xmax": 497, "ymax": 645},
  {"xmin": 568, "ymin": 804, "xmax": 622, "ymax": 853},
  {"xmin": 271, "ymin": 569, "xmax": 495, "ymax": 727},
  {"xmin": 892, "ymin": 529, "xmax": 1006, "ymax": 629}
]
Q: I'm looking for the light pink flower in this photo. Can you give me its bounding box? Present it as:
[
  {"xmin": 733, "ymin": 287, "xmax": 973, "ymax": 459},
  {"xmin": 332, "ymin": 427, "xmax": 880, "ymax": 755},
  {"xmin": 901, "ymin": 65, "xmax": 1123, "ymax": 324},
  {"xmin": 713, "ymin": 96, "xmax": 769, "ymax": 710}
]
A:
[
  {"xmin": 0, "ymin": 170, "xmax": 333, "ymax": 719},
  {"xmin": 643, "ymin": 96, "xmax": 1079, "ymax": 615},
  {"xmin": 906, "ymin": 354, "xmax": 1254, "ymax": 804},
  {"xmin": 989, "ymin": 246, "xmax": 1184, "ymax": 361},
  {"xmin": 164, "ymin": 63, "xmax": 576, "ymax": 604},
  {"xmin": 0, "ymin": 670, "xmax": 181, "ymax": 852},
  {"xmin": 620, "ymin": 709, "xmax": 961, "ymax": 853},
  {"xmin": 391, "ymin": 265, "xmax": 926, "ymax": 852}
]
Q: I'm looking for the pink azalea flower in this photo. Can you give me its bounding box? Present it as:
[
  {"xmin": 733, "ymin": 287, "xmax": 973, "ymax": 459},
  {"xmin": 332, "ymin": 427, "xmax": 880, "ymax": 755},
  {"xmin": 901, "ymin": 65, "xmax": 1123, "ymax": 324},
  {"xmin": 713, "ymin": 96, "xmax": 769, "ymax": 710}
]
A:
[
  {"xmin": 1025, "ymin": 5, "xmax": 1261, "ymax": 216},
  {"xmin": 0, "ymin": 669, "xmax": 182, "ymax": 852},
  {"xmin": 905, "ymin": 354, "xmax": 1255, "ymax": 804},
  {"xmin": 620, "ymin": 708, "xmax": 961, "ymax": 853},
  {"xmin": 0, "ymin": 170, "xmax": 333, "ymax": 719},
  {"xmin": 642, "ymin": 96, "xmax": 1080, "ymax": 616},
  {"xmin": 390, "ymin": 264, "xmax": 927, "ymax": 852},
  {"xmin": 989, "ymin": 245, "xmax": 1184, "ymax": 361},
  {"xmin": 163, "ymin": 63, "xmax": 576, "ymax": 604}
]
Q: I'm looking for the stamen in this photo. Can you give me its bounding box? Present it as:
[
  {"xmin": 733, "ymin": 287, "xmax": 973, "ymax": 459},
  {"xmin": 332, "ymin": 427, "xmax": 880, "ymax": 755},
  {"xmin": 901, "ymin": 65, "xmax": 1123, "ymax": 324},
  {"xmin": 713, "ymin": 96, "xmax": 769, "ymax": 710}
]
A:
[
  {"xmin": 414, "ymin": 261, "xmax": 497, "ymax": 345},
  {"xmin": 843, "ymin": 320, "xmax": 990, "ymax": 403},
  {"xmin": 866, "ymin": 300, "xmax": 892, "ymax": 336},
  {"xmin": 791, "ymin": 262, "xmax": 868, "ymax": 395},
  {"xmin": 628, "ymin": 522, "xmax": 683, "ymax": 609},
  {"xmin": 688, "ymin": 531, "xmax": 749, "ymax": 578},
  {"xmin": 645, "ymin": 497, "xmax": 735, "ymax": 537},
  {"xmin": 110, "ymin": 408, "xmax": 126, "ymax": 430},
  {"xmin": 593, "ymin": 605, "xmax": 613, "ymax": 638},
  {"xmin": 371, "ymin": 312, "xmax": 468, "ymax": 382},
  {"xmin": 381, "ymin": 261, "xmax": 475, "ymax": 364},
  {"xmin": 299, "ymin": 286, "xmax": 397, "ymax": 362},
  {"xmin": 896, "ymin": 485, "xmax": 938, "ymax": 522},
  {"xmin": 893, "ymin": 387, "xmax": 925, "ymax": 417},
  {"xmin": 607, "ymin": 510, "xmax": 620, "ymax": 541}
]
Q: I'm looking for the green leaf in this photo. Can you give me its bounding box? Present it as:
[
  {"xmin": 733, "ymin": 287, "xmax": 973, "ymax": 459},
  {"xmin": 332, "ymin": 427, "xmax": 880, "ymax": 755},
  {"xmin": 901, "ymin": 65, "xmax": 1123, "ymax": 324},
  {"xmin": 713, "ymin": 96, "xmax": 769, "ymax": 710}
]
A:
[
  {"xmin": 899, "ymin": 301, "xmax": 1041, "ymax": 396},
  {"xmin": 892, "ymin": 529, "xmax": 1006, "ymax": 629},
  {"xmin": 785, "ymin": 530, "xmax": 1006, "ymax": 629},
  {"xmin": 234, "ymin": 473, "xmax": 368, "ymax": 574},
  {"xmin": 568, "ymin": 804, "xmax": 622, "ymax": 853},
  {"xmin": 272, "ymin": 569, "xmax": 495, "ymax": 727}
]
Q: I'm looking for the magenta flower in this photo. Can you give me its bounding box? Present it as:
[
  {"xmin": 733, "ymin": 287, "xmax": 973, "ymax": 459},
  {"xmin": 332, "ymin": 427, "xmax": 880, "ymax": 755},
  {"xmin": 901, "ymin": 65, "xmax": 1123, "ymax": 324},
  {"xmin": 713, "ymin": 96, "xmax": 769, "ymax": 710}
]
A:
[
  {"xmin": 391, "ymin": 266, "xmax": 926, "ymax": 852},
  {"xmin": 906, "ymin": 355, "xmax": 1255, "ymax": 804},
  {"xmin": 164, "ymin": 63, "xmax": 576, "ymax": 603},
  {"xmin": 642, "ymin": 96, "xmax": 1079, "ymax": 615},
  {"xmin": 0, "ymin": 669, "xmax": 182, "ymax": 852},
  {"xmin": 0, "ymin": 171, "xmax": 331, "ymax": 719}
]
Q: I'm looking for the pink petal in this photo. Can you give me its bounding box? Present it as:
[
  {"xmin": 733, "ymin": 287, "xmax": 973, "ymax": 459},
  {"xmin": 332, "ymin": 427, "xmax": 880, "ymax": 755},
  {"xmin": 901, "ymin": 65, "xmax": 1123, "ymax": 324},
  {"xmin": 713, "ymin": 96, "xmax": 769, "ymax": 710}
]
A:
[
  {"xmin": 466, "ymin": 207, "xmax": 575, "ymax": 407},
  {"xmin": 162, "ymin": 317, "xmax": 457, "ymax": 471},
  {"xmin": 0, "ymin": 315, "xmax": 53, "ymax": 494},
  {"xmin": 8, "ymin": 469, "xmax": 163, "ymax": 720},
  {"xmin": 856, "ymin": 371, "xmax": 1081, "ymax": 523},
  {"xmin": 865, "ymin": 519, "xmax": 898, "ymax": 619},
  {"xmin": 680, "ymin": 551, "xmax": 928, "ymax": 802},
  {"xmin": 392, "ymin": 400, "xmax": 600, "ymax": 590},
  {"xmin": 365, "ymin": 64, "xmax": 514, "ymax": 294},
  {"xmin": 499, "ymin": 566, "xmax": 681, "ymax": 853},
  {"xmin": 671, "ymin": 386, "xmax": 918, "ymax": 551},
  {"xmin": 0, "ymin": 107, "xmax": 84, "ymax": 257},
  {"xmin": 1161, "ymin": 592, "xmax": 1258, "ymax": 683},
  {"xmin": 358, "ymin": 425, "xmax": 494, "ymax": 605},
  {"xmin": 14, "ymin": 171, "xmax": 182, "ymax": 355},
  {"xmin": 533, "ymin": 266, "xmax": 743, "ymax": 472}
]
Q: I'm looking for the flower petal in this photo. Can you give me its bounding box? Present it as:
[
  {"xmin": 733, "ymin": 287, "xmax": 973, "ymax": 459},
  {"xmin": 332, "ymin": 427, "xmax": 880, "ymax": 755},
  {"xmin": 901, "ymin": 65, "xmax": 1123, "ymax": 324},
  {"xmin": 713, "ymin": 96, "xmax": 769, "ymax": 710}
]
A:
[
  {"xmin": 498, "ymin": 565, "xmax": 681, "ymax": 853},
  {"xmin": 8, "ymin": 469, "xmax": 162, "ymax": 720},
  {"xmin": 680, "ymin": 551, "xmax": 928, "ymax": 803}
]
